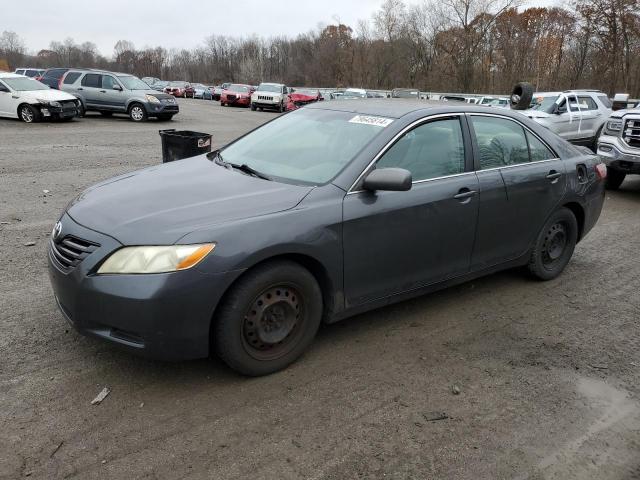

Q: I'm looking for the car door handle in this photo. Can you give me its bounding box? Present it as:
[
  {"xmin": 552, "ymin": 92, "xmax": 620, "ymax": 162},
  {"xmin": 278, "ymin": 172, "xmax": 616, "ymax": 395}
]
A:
[
  {"xmin": 546, "ymin": 171, "xmax": 562, "ymax": 181},
  {"xmin": 99, "ymin": 90, "xmax": 107, "ymax": 93},
  {"xmin": 454, "ymin": 189, "xmax": 477, "ymax": 200}
]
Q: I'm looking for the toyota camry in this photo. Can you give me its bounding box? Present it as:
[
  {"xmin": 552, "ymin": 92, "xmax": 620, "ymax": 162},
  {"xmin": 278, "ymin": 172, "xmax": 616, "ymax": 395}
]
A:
[{"xmin": 48, "ymin": 100, "xmax": 606, "ymax": 376}]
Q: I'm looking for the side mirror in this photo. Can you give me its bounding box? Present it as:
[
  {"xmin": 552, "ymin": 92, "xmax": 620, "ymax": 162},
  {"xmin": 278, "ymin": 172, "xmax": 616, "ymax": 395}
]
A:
[
  {"xmin": 113, "ymin": 84, "xmax": 123, "ymax": 91},
  {"xmin": 362, "ymin": 168, "xmax": 412, "ymax": 192}
]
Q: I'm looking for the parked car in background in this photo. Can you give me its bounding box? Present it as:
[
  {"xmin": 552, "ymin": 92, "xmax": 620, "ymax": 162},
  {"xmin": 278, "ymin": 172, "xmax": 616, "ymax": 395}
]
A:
[
  {"xmin": 185, "ymin": 84, "xmax": 196, "ymax": 98},
  {"xmin": 142, "ymin": 77, "xmax": 160, "ymax": 87},
  {"xmin": 0, "ymin": 72, "xmax": 80, "ymax": 123},
  {"xmin": 251, "ymin": 83, "xmax": 289, "ymax": 112},
  {"xmin": 367, "ymin": 91, "xmax": 387, "ymax": 99},
  {"xmin": 481, "ymin": 97, "xmax": 510, "ymax": 108},
  {"xmin": 192, "ymin": 84, "xmax": 213, "ymax": 100},
  {"xmin": 40, "ymin": 68, "xmax": 78, "ymax": 89},
  {"xmin": 521, "ymin": 90, "xmax": 612, "ymax": 151},
  {"xmin": 212, "ymin": 85, "xmax": 224, "ymax": 100},
  {"xmin": 14, "ymin": 68, "xmax": 46, "ymax": 78},
  {"xmin": 342, "ymin": 88, "xmax": 367, "ymax": 99},
  {"xmin": 286, "ymin": 88, "xmax": 322, "ymax": 111},
  {"xmin": 164, "ymin": 81, "xmax": 190, "ymax": 97},
  {"xmin": 392, "ymin": 88, "xmax": 420, "ymax": 99},
  {"xmin": 61, "ymin": 70, "xmax": 178, "ymax": 122},
  {"xmin": 221, "ymin": 84, "xmax": 252, "ymax": 107},
  {"xmin": 597, "ymin": 103, "xmax": 640, "ymax": 189},
  {"xmin": 48, "ymin": 101, "xmax": 605, "ymax": 375}
]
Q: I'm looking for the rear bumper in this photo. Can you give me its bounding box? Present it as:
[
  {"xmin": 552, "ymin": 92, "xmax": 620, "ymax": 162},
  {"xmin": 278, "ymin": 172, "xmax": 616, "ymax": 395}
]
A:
[{"xmin": 47, "ymin": 214, "xmax": 240, "ymax": 361}]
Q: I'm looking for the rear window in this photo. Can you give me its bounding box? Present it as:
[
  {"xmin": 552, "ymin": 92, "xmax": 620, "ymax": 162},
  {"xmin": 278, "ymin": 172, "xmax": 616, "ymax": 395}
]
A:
[
  {"xmin": 45, "ymin": 68, "xmax": 68, "ymax": 79},
  {"xmin": 63, "ymin": 72, "xmax": 82, "ymax": 84},
  {"xmin": 81, "ymin": 74, "xmax": 102, "ymax": 88}
]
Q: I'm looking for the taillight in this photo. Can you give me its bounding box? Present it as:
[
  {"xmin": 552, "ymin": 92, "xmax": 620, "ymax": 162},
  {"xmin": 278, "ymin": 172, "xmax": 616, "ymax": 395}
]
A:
[{"xmin": 595, "ymin": 163, "xmax": 607, "ymax": 180}]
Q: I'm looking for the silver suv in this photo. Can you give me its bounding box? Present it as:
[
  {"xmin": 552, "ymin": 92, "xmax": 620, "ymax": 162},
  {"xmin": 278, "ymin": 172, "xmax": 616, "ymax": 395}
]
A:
[
  {"xmin": 250, "ymin": 83, "xmax": 289, "ymax": 112},
  {"xmin": 597, "ymin": 103, "xmax": 640, "ymax": 189},
  {"xmin": 517, "ymin": 90, "xmax": 612, "ymax": 151},
  {"xmin": 60, "ymin": 70, "xmax": 179, "ymax": 121}
]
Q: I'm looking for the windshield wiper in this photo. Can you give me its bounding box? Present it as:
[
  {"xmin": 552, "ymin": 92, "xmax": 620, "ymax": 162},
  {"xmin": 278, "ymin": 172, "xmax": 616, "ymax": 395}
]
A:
[{"xmin": 229, "ymin": 163, "xmax": 272, "ymax": 181}]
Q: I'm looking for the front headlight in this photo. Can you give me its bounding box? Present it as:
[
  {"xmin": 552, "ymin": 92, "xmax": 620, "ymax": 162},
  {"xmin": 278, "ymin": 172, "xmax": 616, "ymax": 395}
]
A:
[
  {"xmin": 145, "ymin": 94, "xmax": 161, "ymax": 104},
  {"xmin": 97, "ymin": 243, "xmax": 215, "ymax": 274},
  {"xmin": 605, "ymin": 120, "xmax": 622, "ymax": 134},
  {"xmin": 37, "ymin": 99, "xmax": 61, "ymax": 107}
]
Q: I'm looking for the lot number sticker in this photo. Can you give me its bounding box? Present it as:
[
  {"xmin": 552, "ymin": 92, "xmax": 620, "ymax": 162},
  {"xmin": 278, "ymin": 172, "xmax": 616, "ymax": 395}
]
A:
[{"xmin": 349, "ymin": 115, "xmax": 394, "ymax": 127}]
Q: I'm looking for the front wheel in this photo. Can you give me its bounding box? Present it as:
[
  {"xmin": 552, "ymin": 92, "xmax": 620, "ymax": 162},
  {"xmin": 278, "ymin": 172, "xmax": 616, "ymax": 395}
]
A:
[
  {"xmin": 250, "ymin": 103, "xmax": 257, "ymax": 111},
  {"xmin": 213, "ymin": 260, "xmax": 323, "ymax": 376},
  {"xmin": 128, "ymin": 103, "xmax": 147, "ymax": 122},
  {"xmin": 605, "ymin": 168, "xmax": 626, "ymax": 190},
  {"xmin": 527, "ymin": 207, "xmax": 578, "ymax": 281},
  {"xmin": 19, "ymin": 104, "xmax": 40, "ymax": 123}
]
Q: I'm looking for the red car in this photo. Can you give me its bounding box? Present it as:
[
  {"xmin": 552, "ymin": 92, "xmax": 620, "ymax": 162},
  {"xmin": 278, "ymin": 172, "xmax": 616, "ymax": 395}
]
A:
[
  {"xmin": 220, "ymin": 84, "xmax": 253, "ymax": 107},
  {"xmin": 286, "ymin": 89, "xmax": 323, "ymax": 111},
  {"xmin": 184, "ymin": 84, "xmax": 195, "ymax": 98},
  {"xmin": 164, "ymin": 81, "xmax": 190, "ymax": 98}
]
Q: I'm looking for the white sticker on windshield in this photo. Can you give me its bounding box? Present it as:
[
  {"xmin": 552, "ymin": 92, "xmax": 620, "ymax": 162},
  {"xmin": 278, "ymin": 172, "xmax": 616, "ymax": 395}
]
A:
[{"xmin": 349, "ymin": 115, "xmax": 394, "ymax": 127}]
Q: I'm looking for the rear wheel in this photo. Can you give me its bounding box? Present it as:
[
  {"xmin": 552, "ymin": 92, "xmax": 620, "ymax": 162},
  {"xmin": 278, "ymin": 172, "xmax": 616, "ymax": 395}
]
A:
[
  {"xmin": 605, "ymin": 168, "xmax": 626, "ymax": 190},
  {"xmin": 527, "ymin": 207, "xmax": 578, "ymax": 281},
  {"xmin": 128, "ymin": 103, "xmax": 147, "ymax": 122},
  {"xmin": 251, "ymin": 103, "xmax": 257, "ymax": 111},
  {"xmin": 213, "ymin": 260, "xmax": 323, "ymax": 376},
  {"xmin": 19, "ymin": 104, "xmax": 40, "ymax": 123}
]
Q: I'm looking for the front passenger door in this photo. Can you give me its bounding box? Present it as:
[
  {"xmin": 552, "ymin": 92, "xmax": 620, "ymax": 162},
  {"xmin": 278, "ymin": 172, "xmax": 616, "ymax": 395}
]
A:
[
  {"xmin": 100, "ymin": 75, "xmax": 126, "ymax": 112},
  {"xmin": 342, "ymin": 115, "xmax": 479, "ymax": 307}
]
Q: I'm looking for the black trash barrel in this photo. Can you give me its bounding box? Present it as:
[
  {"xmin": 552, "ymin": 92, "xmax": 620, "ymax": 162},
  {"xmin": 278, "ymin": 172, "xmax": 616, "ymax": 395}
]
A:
[{"xmin": 159, "ymin": 129, "xmax": 212, "ymax": 163}]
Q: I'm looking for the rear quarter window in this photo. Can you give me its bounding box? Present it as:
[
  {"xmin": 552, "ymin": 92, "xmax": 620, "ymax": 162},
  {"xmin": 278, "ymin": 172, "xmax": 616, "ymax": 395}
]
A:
[
  {"xmin": 81, "ymin": 74, "xmax": 102, "ymax": 88},
  {"xmin": 63, "ymin": 72, "xmax": 82, "ymax": 85},
  {"xmin": 597, "ymin": 95, "xmax": 612, "ymax": 109}
]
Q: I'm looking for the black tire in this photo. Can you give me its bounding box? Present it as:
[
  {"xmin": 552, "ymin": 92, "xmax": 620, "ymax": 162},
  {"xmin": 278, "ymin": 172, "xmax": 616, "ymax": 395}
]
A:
[
  {"xmin": 605, "ymin": 168, "xmax": 626, "ymax": 190},
  {"xmin": 220, "ymin": 101, "xmax": 226, "ymax": 107},
  {"xmin": 250, "ymin": 103, "xmax": 257, "ymax": 111},
  {"xmin": 100, "ymin": 111, "xmax": 113, "ymax": 117},
  {"xmin": 527, "ymin": 207, "xmax": 578, "ymax": 281},
  {"xmin": 510, "ymin": 82, "xmax": 534, "ymax": 110},
  {"xmin": 77, "ymin": 102, "xmax": 86, "ymax": 117},
  {"xmin": 157, "ymin": 114, "xmax": 174, "ymax": 121},
  {"xmin": 213, "ymin": 260, "xmax": 323, "ymax": 376},
  {"xmin": 128, "ymin": 103, "xmax": 147, "ymax": 122},
  {"xmin": 278, "ymin": 101, "xmax": 285, "ymax": 113},
  {"xmin": 18, "ymin": 104, "xmax": 40, "ymax": 123}
]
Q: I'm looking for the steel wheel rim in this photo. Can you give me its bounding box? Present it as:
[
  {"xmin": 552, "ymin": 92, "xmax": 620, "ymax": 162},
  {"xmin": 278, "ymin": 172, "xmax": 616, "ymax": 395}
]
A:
[
  {"xmin": 241, "ymin": 284, "xmax": 305, "ymax": 361},
  {"xmin": 541, "ymin": 222, "xmax": 567, "ymax": 268},
  {"xmin": 21, "ymin": 107, "xmax": 34, "ymax": 123},
  {"xmin": 131, "ymin": 107, "xmax": 144, "ymax": 121}
]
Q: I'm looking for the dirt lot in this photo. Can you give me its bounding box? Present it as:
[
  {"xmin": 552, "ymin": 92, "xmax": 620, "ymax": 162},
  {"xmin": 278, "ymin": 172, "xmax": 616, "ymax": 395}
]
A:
[{"xmin": 1, "ymin": 99, "xmax": 639, "ymax": 480}]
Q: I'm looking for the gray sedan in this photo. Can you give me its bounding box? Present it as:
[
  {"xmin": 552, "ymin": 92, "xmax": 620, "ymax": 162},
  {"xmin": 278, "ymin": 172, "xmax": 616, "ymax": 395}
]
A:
[{"xmin": 48, "ymin": 100, "xmax": 606, "ymax": 376}]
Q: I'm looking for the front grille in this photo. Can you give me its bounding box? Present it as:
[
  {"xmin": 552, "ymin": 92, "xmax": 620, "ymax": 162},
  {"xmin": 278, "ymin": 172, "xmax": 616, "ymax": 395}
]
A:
[
  {"xmin": 161, "ymin": 98, "xmax": 176, "ymax": 104},
  {"xmin": 258, "ymin": 95, "xmax": 274, "ymax": 101},
  {"xmin": 227, "ymin": 94, "xmax": 237, "ymax": 102},
  {"xmin": 60, "ymin": 100, "xmax": 78, "ymax": 112},
  {"xmin": 49, "ymin": 235, "xmax": 99, "ymax": 271},
  {"xmin": 623, "ymin": 118, "xmax": 640, "ymax": 148}
]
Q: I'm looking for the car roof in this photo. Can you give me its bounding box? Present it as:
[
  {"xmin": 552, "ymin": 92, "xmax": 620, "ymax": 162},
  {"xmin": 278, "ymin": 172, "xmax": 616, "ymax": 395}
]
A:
[
  {"xmin": 259, "ymin": 82, "xmax": 284, "ymax": 86},
  {"xmin": 0, "ymin": 72, "xmax": 28, "ymax": 79},
  {"xmin": 306, "ymin": 98, "xmax": 534, "ymax": 119}
]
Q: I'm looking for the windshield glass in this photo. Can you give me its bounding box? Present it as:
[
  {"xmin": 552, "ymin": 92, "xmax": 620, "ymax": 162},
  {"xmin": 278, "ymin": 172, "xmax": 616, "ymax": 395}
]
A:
[
  {"xmin": 220, "ymin": 109, "xmax": 389, "ymax": 184},
  {"xmin": 118, "ymin": 76, "xmax": 151, "ymax": 90},
  {"xmin": 2, "ymin": 77, "xmax": 50, "ymax": 91},
  {"xmin": 530, "ymin": 95, "xmax": 559, "ymax": 113},
  {"xmin": 228, "ymin": 84, "xmax": 250, "ymax": 93},
  {"xmin": 170, "ymin": 81, "xmax": 187, "ymax": 87},
  {"xmin": 393, "ymin": 90, "xmax": 418, "ymax": 98},
  {"xmin": 343, "ymin": 90, "xmax": 366, "ymax": 98},
  {"xmin": 258, "ymin": 84, "xmax": 282, "ymax": 93}
]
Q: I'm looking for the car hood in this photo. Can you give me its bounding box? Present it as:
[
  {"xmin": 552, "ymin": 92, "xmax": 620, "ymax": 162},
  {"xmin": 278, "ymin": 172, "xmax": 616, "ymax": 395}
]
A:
[
  {"xmin": 21, "ymin": 89, "xmax": 78, "ymax": 102},
  {"xmin": 289, "ymin": 93, "xmax": 318, "ymax": 102},
  {"xmin": 516, "ymin": 109, "xmax": 552, "ymax": 119},
  {"xmin": 610, "ymin": 108, "xmax": 640, "ymax": 118},
  {"xmin": 67, "ymin": 155, "xmax": 314, "ymax": 245}
]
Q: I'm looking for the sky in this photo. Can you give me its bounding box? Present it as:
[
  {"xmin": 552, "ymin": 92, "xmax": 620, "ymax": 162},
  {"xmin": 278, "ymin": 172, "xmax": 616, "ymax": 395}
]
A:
[{"xmin": 1, "ymin": 0, "xmax": 563, "ymax": 57}]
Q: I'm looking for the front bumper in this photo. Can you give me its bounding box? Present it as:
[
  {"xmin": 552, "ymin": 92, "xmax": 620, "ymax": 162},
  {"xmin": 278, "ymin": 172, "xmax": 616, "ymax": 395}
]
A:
[
  {"xmin": 40, "ymin": 102, "xmax": 79, "ymax": 119},
  {"xmin": 143, "ymin": 100, "xmax": 179, "ymax": 117},
  {"xmin": 597, "ymin": 135, "xmax": 640, "ymax": 173},
  {"xmin": 224, "ymin": 96, "xmax": 250, "ymax": 106},
  {"xmin": 47, "ymin": 213, "xmax": 240, "ymax": 361}
]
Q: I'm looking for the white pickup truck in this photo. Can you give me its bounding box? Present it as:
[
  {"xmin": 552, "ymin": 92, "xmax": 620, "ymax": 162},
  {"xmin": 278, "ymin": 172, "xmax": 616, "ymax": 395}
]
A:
[{"xmin": 597, "ymin": 102, "xmax": 640, "ymax": 189}]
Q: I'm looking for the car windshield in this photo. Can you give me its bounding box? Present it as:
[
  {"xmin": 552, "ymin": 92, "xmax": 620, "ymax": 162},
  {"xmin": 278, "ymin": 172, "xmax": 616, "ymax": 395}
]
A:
[
  {"xmin": 118, "ymin": 76, "xmax": 151, "ymax": 90},
  {"xmin": 530, "ymin": 95, "xmax": 559, "ymax": 113},
  {"xmin": 219, "ymin": 109, "xmax": 389, "ymax": 184},
  {"xmin": 393, "ymin": 90, "xmax": 418, "ymax": 98},
  {"xmin": 2, "ymin": 77, "xmax": 49, "ymax": 91},
  {"xmin": 258, "ymin": 84, "xmax": 282, "ymax": 93},
  {"xmin": 229, "ymin": 84, "xmax": 249, "ymax": 93},
  {"xmin": 170, "ymin": 81, "xmax": 187, "ymax": 87},
  {"xmin": 343, "ymin": 90, "xmax": 366, "ymax": 98}
]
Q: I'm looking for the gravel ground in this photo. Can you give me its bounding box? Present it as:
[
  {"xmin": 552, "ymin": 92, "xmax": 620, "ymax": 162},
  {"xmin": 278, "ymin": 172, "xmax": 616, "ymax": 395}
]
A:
[{"xmin": 1, "ymin": 99, "xmax": 639, "ymax": 480}]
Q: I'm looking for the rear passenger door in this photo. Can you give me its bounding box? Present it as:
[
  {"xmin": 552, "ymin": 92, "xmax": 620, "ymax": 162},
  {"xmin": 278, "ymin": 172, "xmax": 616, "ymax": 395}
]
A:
[{"xmin": 469, "ymin": 114, "xmax": 566, "ymax": 268}]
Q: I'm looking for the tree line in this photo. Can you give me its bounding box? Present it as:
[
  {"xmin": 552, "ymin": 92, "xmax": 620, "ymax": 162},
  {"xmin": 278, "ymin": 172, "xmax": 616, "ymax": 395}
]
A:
[{"xmin": 1, "ymin": 0, "xmax": 639, "ymax": 96}]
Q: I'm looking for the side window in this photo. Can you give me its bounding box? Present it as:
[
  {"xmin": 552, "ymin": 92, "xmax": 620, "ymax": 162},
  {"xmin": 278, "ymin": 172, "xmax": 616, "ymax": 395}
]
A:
[
  {"xmin": 0, "ymin": 81, "xmax": 9, "ymax": 92},
  {"xmin": 15, "ymin": 69, "xmax": 25, "ymax": 75},
  {"xmin": 102, "ymin": 75, "xmax": 117, "ymax": 89},
  {"xmin": 63, "ymin": 72, "xmax": 82, "ymax": 85},
  {"xmin": 526, "ymin": 131, "xmax": 556, "ymax": 161},
  {"xmin": 81, "ymin": 74, "xmax": 102, "ymax": 88},
  {"xmin": 577, "ymin": 96, "xmax": 598, "ymax": 110},
  {"xmin": 471, "ymin": 116, "xmax": 529, "ymax": 169},
  {"xmin": 376, "ymin": 118, "xmax": 465, "ymax": 181}
]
